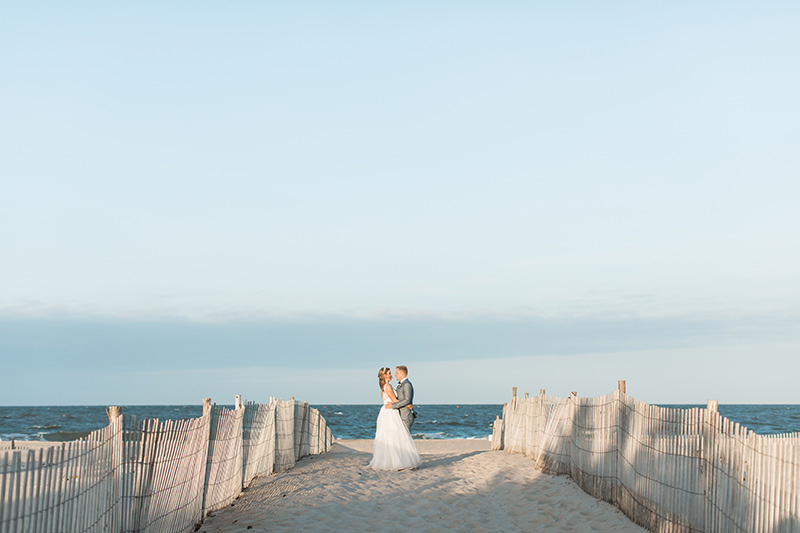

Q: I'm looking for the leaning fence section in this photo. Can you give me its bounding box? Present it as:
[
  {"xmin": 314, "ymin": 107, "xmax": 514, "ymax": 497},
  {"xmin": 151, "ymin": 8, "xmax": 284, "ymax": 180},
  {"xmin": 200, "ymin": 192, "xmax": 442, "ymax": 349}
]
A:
[
  {"xmin": 274, "ymin": 399, "xmax": 296, "ymax": 473},
  {"xmin": 0, "ymin": 397, "xmax": 334, "ymax": 533},
  {"xmin": 0, "ymin": 417, "xmax": 124, "ymax": 533},
  {"xmin": 202, "ymin": 405, "xmax": 244, "ymax": 516},
  {"xmin": 494, "ymin": 385, "xmax": 800, "ymax": 532},
  {"xmin": 119, "ymin": 414, "xmax": 210, "ymax": 533},
  {"xmin": 242, "ymin": 400, "xmax": 277, "ymax": 488}
]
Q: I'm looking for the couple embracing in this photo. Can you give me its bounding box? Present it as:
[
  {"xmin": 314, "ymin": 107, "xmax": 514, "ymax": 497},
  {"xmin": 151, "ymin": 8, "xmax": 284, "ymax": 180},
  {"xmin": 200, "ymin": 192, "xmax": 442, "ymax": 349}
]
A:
[{"xmin": 369, "ymin": 365, "xmax": 421, "ymax": 471}]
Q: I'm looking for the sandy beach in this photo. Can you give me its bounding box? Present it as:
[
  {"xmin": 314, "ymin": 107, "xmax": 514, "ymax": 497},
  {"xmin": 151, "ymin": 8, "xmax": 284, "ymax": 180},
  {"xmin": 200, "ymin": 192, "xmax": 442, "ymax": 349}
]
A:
[
  {"xmin": 0, "ymin": 441, "xmax": 62, "ymax": 450},
  {"xmin": 0, "ymin": 440, "xmax": 63, "ymax": 457},
  {"xmin": 199, "ymin": 439, "xmax": 645, "ymax": 533}
]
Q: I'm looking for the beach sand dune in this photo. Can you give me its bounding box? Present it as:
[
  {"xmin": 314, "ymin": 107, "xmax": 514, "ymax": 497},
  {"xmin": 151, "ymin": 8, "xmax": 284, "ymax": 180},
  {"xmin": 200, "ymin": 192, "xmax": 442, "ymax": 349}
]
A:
[{"xmin": 199, "ymin": 439, "xmax": 645, "ymax": 532}]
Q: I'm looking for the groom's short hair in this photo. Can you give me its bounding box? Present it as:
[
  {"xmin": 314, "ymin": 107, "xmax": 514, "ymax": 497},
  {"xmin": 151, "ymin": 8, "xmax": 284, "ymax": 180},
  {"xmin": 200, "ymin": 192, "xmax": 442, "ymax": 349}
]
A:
[{"xmin": 396, "ymin": 365, "xmax": 408, "ymax": 375}]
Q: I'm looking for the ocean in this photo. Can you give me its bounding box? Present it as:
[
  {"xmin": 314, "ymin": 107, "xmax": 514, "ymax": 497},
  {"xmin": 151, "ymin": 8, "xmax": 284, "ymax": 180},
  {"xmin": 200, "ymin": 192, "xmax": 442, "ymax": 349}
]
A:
[{"xmin": 1, "ymin": 404, "xmax": 799, "ymax": 442}]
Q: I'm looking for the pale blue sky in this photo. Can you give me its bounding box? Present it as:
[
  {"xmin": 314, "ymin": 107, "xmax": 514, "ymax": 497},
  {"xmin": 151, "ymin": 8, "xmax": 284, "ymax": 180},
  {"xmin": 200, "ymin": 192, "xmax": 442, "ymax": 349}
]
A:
[{"xmin": 2, "ymin": 2, "xmax": 798, "ymax": 406}]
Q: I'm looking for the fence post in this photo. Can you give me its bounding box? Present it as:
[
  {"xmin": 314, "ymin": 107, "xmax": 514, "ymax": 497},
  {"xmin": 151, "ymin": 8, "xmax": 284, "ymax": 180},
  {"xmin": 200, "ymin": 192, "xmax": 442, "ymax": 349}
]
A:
[
  {"xmin": 500, "ymin": 401, "xmax": 509, "ymax": 451},
  {"xmin": 104, "ymin": 406, "xmax": 123, "ymax": 532},
  {"xmin": 200, "ymin": 402, "xmax": 215, "ymax": 518},
  {"xmin": 492, "ymin": 415, "xmax": 503, "ymax": 450},
  {"xmin": 615, "ymin": 381, "xmax": 627, "ymax": 505},
  {"xmin": 106, "ymin": 406, "xmax": 122, "ymax": 424},
  {"xmin": 703, "ymin": 399, "xmax": 719, "ymax": 532},
  {"xmin": 201, "ymin": 394, "xmax": 214, "ymax": 520},
  {"xmin": 568, "ymin": 391, "xmax": 578, "ymax": 479},
  {"xmin": 511, "ymin": 388, "xmax": 518, "ymax": 417},
  {"xmin": 235, "ymin": 395, "xmax": 242, "ymax": 410},
  {"xmin": 537, "ymin": 389, "xmax": 546, "ymax": 461}
]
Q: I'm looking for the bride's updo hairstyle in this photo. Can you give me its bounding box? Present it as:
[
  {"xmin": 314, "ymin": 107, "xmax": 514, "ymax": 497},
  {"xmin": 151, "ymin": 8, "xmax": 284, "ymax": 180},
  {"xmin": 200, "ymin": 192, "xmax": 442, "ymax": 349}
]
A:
[{"xmin": 377, "ymin": 367, "xmax": 391, "ymax": 391}]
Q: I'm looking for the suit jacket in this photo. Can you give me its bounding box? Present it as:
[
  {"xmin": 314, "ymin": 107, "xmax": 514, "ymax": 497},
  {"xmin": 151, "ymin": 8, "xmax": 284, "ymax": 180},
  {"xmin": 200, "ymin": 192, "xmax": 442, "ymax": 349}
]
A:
[{"xmin": 392, "ymin": 379, "xmax": 414, "ymax": 427}]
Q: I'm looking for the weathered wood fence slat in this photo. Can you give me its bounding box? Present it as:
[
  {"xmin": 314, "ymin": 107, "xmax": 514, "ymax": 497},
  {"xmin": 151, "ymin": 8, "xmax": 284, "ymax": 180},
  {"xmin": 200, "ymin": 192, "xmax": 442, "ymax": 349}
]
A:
[
  {"xmin": 494, "ymin": 385, "xmax": 800, "ymax": 532},
  {"xmin": 0, "ymin": 397, "xmax": 333, "ymax": 533}
]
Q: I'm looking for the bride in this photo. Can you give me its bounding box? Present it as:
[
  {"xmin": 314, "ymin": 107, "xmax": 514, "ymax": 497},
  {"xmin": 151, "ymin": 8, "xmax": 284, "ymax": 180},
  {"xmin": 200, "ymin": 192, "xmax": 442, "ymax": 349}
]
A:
[{"xmin": 369, "ymin": 367, "xmax": 421, "ymax": 471}]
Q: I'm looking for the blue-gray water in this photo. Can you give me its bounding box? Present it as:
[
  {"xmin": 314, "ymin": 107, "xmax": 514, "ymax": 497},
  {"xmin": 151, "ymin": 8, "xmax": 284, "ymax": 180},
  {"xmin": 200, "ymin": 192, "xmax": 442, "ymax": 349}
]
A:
[{"xmin": 1, "ymin": 404, "xmax": 798, "ymax": 442}]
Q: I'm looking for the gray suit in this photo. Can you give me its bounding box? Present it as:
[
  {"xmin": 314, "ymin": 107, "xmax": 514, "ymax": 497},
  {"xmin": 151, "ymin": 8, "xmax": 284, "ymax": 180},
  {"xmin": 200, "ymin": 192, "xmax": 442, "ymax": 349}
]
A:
[{"xmin": 392, "ymin": 379, "xmax": 415, "ymax": 430}]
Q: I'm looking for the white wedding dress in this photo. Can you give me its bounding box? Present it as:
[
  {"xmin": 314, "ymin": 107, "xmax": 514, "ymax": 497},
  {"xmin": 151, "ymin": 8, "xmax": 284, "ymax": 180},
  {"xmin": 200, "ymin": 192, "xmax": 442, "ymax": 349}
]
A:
[{"xmin": 369, "ymin": 387, "xmax": 421, "ymax": 471}]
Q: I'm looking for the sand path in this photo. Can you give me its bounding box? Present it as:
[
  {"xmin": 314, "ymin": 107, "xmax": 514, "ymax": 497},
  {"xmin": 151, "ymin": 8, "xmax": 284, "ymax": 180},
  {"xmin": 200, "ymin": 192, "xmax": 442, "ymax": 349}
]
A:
[{"xmin": 199, "ymin": 439, "xmax": 645, "ymax": 533}]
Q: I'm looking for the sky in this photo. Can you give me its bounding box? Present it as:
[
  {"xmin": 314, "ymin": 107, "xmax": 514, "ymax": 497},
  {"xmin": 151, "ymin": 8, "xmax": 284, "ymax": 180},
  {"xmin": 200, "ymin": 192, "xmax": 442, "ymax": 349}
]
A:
[{"xmin": 1, "ymin": 2, "xmax": 799, "ymax": 406}]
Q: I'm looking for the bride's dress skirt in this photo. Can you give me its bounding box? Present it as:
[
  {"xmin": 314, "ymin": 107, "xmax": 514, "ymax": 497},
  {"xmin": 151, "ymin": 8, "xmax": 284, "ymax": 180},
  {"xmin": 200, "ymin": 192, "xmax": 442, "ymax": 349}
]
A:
[{"xmin": 369, "ymin": 407, "xmax": 421, "ymax": 471}]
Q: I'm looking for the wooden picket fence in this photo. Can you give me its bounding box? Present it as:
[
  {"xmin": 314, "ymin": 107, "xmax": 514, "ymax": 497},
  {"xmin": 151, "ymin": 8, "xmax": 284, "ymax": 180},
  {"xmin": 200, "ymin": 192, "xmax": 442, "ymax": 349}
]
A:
[
  {"xmin": 0, "ymin": 397, "xmax": 333, "ymax": 533},
  {"xmin": 492, "ymin": 385, "xmax": 800, "ymax": 532}
]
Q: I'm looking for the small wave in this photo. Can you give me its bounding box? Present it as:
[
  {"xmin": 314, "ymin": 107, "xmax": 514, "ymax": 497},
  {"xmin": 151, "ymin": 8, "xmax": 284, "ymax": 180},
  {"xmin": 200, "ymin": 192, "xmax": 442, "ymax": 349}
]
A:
[
  {"xmin": 409, "ymin": 433, "xmax": 493, "ymax": 441},
  {"xmin": 414, "ymin": 432, "xmax": 450, "ymax": 439},
  {"xmin": 334, "ymin": 412, "xmax": 344, "ymax": 416},
  {"xmin": 1, "ymin": 432, "xmax": 31, "ymax": 441},
  {"xmin": 32, "ymin": 425, "xmax": 62, "ymax": 430}
]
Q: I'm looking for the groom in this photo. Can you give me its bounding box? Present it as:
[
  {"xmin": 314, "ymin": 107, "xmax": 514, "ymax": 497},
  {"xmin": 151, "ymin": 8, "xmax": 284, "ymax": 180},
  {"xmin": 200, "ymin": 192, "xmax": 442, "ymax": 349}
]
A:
[{"xmin": 391, "ymin": 365, "xmax": 415, "ymax": 430}]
